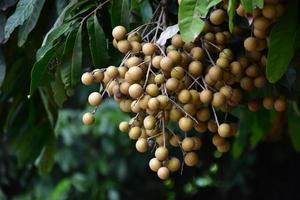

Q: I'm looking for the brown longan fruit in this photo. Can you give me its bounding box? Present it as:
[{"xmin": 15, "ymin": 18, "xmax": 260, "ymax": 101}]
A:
[
  {"xmin": 148, "ymin": 97, "xmax": 160, "ymax": 111},
  {"xmin": 248, "ymin": 100, "xmax": 260, "ymax": 112},
  {"xmin": 208, "ymin": 66, "xmax": 223, "ymax": 81},
  {"xmin": 253, "ymin": 17, "xmax": 270, "ymax": 31},
  {"xmin": 154, "ymin": 74, "xmax": 165, "ymax": 84},
  {"xmin": 126, "ymin": 56, "xmax": 142, "ymax": 68},
  {"xmin": 82, "ymin": 112, "xmax": 95, "ymax": 125},
  {"xmin": 157, "ymin": 95, "xmax": 169, "ymax": 109},
  {"xmin": 127, "ymin": 32, "xmax": 142, "ymax": 42},
  {"xmin": 130, "ymin": 41, "xmax": 142, "ymax": 53},
  {"xmin": 182, "ymin": 137, "xmax": 195, "ymax": 152},
  {"xmin": 212, "ymin": 134, "xmax": 226, "ymax": 146},
  {"xmin": 112, "ymin": 26, "xmax": 127, "ymax": 40},
  {"xmin": 178, "ymin": 89, "xmax": 192, "ymax": 104},
  {"xmin": 215, "ymin": 32, "xmax": 227, "ymax": 45},
  {"xmin": 135, "ymin": 138, "xmax": 148, "ymax": 153},
  {"xmin": 169, "ymin": 135, "xmax": 181, "ymax": 147},
  {"xmin": 169, "ymin": 108, "xmax": 183, "ymax": 121},
  {"xmin": 129, "ymin": 126, "xmax": 142, "ymax": 140},
  {"xmin": 166, "ymin": 78, "xmax": 180, "ymax": 92},
  {"xmin": 92, "ymin": 69, "xmax": 104, "ymax": 82},
  {"xmin": 167, "ymin": 157, "xmax": 181, "ymax": 172},
  {"xmin": 192, "ymin": 137, "xmax": 202, "ymax": 150},
  {"xmin": 263, "ymin": 97, "xmax": 274, "ymax": 110},
  {"xmin": 196, "ymin": 108, "xmax": 210, "ymax": 122},
  {"xmin": 254, "ymin": 76, "xmax": 267, "ymax": 88},
  {"xmin": 157, "ymin": 167, "xmax": 170, "ymax": 180},
  {"xmin": 118, "ymin": 66, "xmax": 128, "ymax": 78},
  {"xmin": 189, "ymin": 89, "xmax": 200, "ymax": 105},
  {"xmin": 244, "ymin": 37, "xmax": 258, "ymax": 52},
  {"xmin": 184, "ymin": 152, "xmax": 199, "ymax": 167},
  {"xmin": 217, "ymin": 142, "xmax": 230, "ymax": 153},
  {"xmin": 274, "ymin": 97, "xmax": 287, "ymax": 112},
  {"xmin": 262, "ymin": 4, "xmax": 277, "ymax": 19},
  {"xmin": 152, "ymin": 56, "xmax": 163, "ymax": 69},
  {"xmin": 129, "ymin": 83, "xmax": 143, "ymax": 99},
  {"xmin": 117, "ymin": 40, "xmax": 132, "ymax": 53},
  {"xmin": 81, "ymin": 72, "xmax": 94, "ymax": 85},
  {"xmin": 143, "ymin": 115, "xmax": 156, "ymax": 130},
  {"xmin": 131, "ymin": 100, "xmax": 141, "ymax": 113},
  {"xmin": 254, "ymin": 29, "xmax": 267, "ymax": 39},
  {"xmin": 119, "ymin": 100, "xmax": 132, "ymax": 112},
  {"xmin": 179, "ymin": 117, "xmax": 194, "ymax": 132},
  {"xmin": 240, "ymin": 77, "xmax": 254, "ymax": 91},
  {"xmin": 230, "ymin": 61, "xmax": 242, "ymax": 76},
  {"xmin": 167, "ymin": 50, "xmax": 181, "ymax": 65},
  {"xmin": 246, "ymin": 65, "xmax": 260, "ymax": 77},
  {"xmin": 210, "ymin": 9, "xmax": 226, "ymax": 25},
  {"xmin": 220, "ymin": 85, "xmax": 232, "ymax": 99},
  {"xmin": 217, "ymin": 57, "xmax": 229, "ymax": 68},
  {"xmin": 188, "ymin": 61, "xmax": 203, "ymax": 76},
  {"xmin": 200, "ymin": 89, "xmax": 213, "ymax": 104},
  {"xmin": 119, "ymin": 121, "xmax": 129, "ymax": 132},
  {"xmin": 190, "ymin": 47, "xmax": 204, "ymax": 61},
  {"xmin": 120, "ymin": 81, "xmax": 130, "ymax": 95},
  {"xmin": 171, "ymin": 34, "xmax": 184, "ymax": 49},
  {"xmin": 218, "ymin": 123, "xmax": 231, "ymax": 138},
  {"xmin": 149, "ymin": 158, "xmax": 162, "ymax": 172},
  {"xmin": 183, "ymin": 104, "xmax": 197, "ymax": 116},
  {"xmin": 88, "ymin": 92, "xmax": 102, "ymax": 106},
  {"xmin": 204, "ymin": 32, "xmax": 215, "ymax": 42},
  {"xmin": 183, "ymin": 43, "xmax": 195, "ymax": 52},
  {"xmin": 155, "ymin": 147, "xmax": 169, "ymax": 161},
  {"xmin": 146, "ymin": 84, "xmax": 159, "ymax": 97},
  {"xmin": 207, "ymin": 120, "xmax": 218, "ymax": 133},
  {"xmin": 160, "ymin": 57, "xmax": 174, "ymax": 71},
  {"xmin": 236, "ymin": 4, "xmax": 245, "ymax": 16},
  {"xmin": 142, "ymin": 43, "xmax": 156, "ymax": 56},
  {"xmin": 212, "ymin": 92, "xmax": 226, "ymax": 107},
  {"xmin": 127, "ymin": 66, "xmax": 143, "ymax": 81},
  {"xmin": 171, "ymin": 66, "xmax": 185, "ymax": 80}
]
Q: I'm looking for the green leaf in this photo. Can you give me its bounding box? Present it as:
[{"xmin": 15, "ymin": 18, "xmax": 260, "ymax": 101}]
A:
[
  {"xmin": 51, "ymin": 70, "xmax": 67, "ymax": 107},
  {"xmin": 0, "ymin": 12, "xmax": 6, "ymax": 43},
  {"xmin": 17, "ymin": 0, "xmax": 45, "ymax": 47},
  {"xmin": 288, "ymin": 108, "xmax": 300, "ymax": 152},
  {"xmin": 139, "ymin": 0, "xmax": 153, "ymax": 23},
  {"xmin": 253, "ymin": 0, "xmax": 264, "ymax": 9},
  {"xmin": 266, "ymin": 2, "xmax": 298, "ymax": 83},
  {"xmin": 227, "ymin": 0, "xmax": 237, "ymax": 32},
  {"xmin": 4, "ymin": 0, "xmax": 39, "ymax": 40},
  {"xmin": 30, "ymin": 43, "xmax": 60, "ymax": 95},
  {"xmin": 71, "ymin": 25, "xmax": 83, "ymax": 87},
  {"xmin": 0, "ymin": 48, "xmax": 6, "ymax": 88},
  {"xmin": 87, "ymin": 14, "xmax": 109, "ymax": 68},
  {"xmin": 111, "ymin": 0, "xmax": 130, "ymax": 29},
  {"xmin": 240, "ymin": 0, "xmax": 263, "ymax": 12},
  {"xmin": 47, "ymin": 179, "xmax": 72, "ymax": 200},
  {"xmin": 179, "ymin": 0, "xmax": 221, "ymax": 42}
]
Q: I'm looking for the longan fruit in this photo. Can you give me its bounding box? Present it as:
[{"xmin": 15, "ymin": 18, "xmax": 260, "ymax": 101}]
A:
[
  {"xmin": 230, "ymin": 61, "xmax": 242, "ymax": 76},
  {"xmin": 178, "ymin": 90, "xmax": 192, "ymax": 104},
  {"xmin": 182, "ymin": 137, "xmax": 195, "ymax": 152},
  {"xmin": 119, "ymin": 121, "xmax": 129, "ymax": 132},
  {"xmin": 254, "ymin": 29, "xmax": 267, "ymax": 39},
  {"xmin": 200, "ymin": 89, "xmax": 213, "ymax": 104},
  {"xmin": 210, "ymin": 9, "xmax": 226, "ymax": 25},
  {"xmin": 208, "ymin": 66, "xmax": 223, "ymax": 81},
  {"xmin": 129, "ymin": 126, "xmax": 142, "ymax": 140},
  {"xmin": 179, "ymin": 117, "xmax": 194, "ymax": 132},
  {"xmin": 119, "ymin": 99, "xmax": 132, "ymax": 112},
  {"xmin": 92, "ymin": 69, "xmax": 104, "ymax": 82},
  {"xmin": 254, "ymin": 76, "xmax": 267, "ymax": 88},
  {"xmin": 88, "ymin": 92, "xmax": 102, "ymax": 106},
  {"xmin": 169, "ymin": 135, "xmax": 181, "ymax": 147},
  {"xmin": 196, "ymin": 108, "xmax": 211, "ymax": 122},
  {"xmin": 167, "ymin": 50, "xmax": 181, "ymax": 64},
  {"xmin": 152, "ymin": 56, "xmax": 163, "ymax": 69},
  {"xmin": 157, "ymin": 95, "xmax": 170, "ymax": 109},
  {"xmin": 146, "ymin": 84, "xmax": 159, "ymax": 97},
  {"xmin": 169, "ymin": 108, "xmax": 183, "ymax": 121},
  {"xmin": 171, "ymin": 66, "xmax": 185, "ymax": 80},
  {"xmin": 143, "ymin": 115, "xmax": 156, "ymax": 130},
  {"xmin": 217, "ymin": 142, "xmax": 230, "ymax": 153},
  {"xmin": 245, "ymin": 65, "xmax": 260, "ymax": 78},
  {"xmin": 240, "ymin": 77, "xmax": 254, "ymax": 91},
  {"xmin": 127, "ymin": 66, "xmax": 143, "ymax": 81},
  {"xmin": 167, "ymin": 157, "xmax": 181, "ymax": 172},
  {"xmin": 127, "ymin": 32, "xmax": 142, "ymax": 42},
  {"xmin": 171, "ymin": 34, "xmax": 184, "ymax": 48},
  {"xmin": 155, "ymin": 147, "xmax": 169, "ymax": 161},
  {"xmin": 183, "ymin": 43, "xmax": 195, "ymax": 52},
  {"xmin": 81, "ymin": 72, "xmax": 94, "ymax": 85},
  {"xmin": 212, "ymin": 92, "xmax": 226, "ymax": 107},
  {"xmin": 263, "ymin": 97, "xmax": 274, "ymax": 110},
  {"xmin": 212, "ymin": 134, "xmax": 226, "ymax": 146},
  {"xmin": 190, "ymin": 47, "xmax": 204, "ymax": 61},
  {"xmin": 131, "ymin": 100, "xmax": 141, "ymax": 113},
  {"xmin": 183, "ymin": 104, "xmax": 197, "ymax": 116},
  {"xmin": 130, "ymin": 41, "xmax": 142, "ymax": 53},
  {"xmin": 142, "ymin": 43, "xmax": 156, "ymax": 56},
  {"xmin": 129, "ymin": 83, "xmax": 143, "ymax": 99},
  {"xmin": 126, "ymin": 56, "xmax": 142, "ymax": 68},
  {"xmin": 157, "ymin": 167, "xmax": 170, "ymax": 180},
  {"xmin": 118, "ymin": 66, "xmax": 128, "ymax": 78},
  {"xmin": 189, "ymin": 89, "xmax": 200, "ymax": 105},
  {"xmin": 148, "ymin": 97, "xmax": 160, "ymax": 111},
  {"xmin": 166, "ymin": 78, "xmax": 180, "ymax": 92},
  {"xmin": 120, "ymin": 81, "xmax": 130, "ymax": 95},
  {"xmin": 184, "ymin": 152, "xmax": 199, "ymax": 167},
  {"xmin": 262, "ymin": 4, "xmax": 277, "ymax": 19},
  {"xmin": 253, "ymin": 17, "xmax": 270, "ymax": 31},
  {"xmin": 274, "ymin": 97, "xmax": 287, "ymax": 112},
  {"xmin": 207, "ymin": 120, "xmax": 218, "ymax": 133},
  {"xmin": 204, "ymin": 32, "xmax": 215, "ymax": 42},
  {"xmin": 248, "ymin": 100, "xmax": 260, "ymax": 112},
  {"xmin": 82, "ymin": 112, "xmax": 95, "ymax": 125},
  {"xmin": 136, "ymin": 138, "xmax": 148, "ymax": 153},
  {"xmin": 154, "ymin": 74, "xmax": 165, "ymax": 84},
  {"xmin": 220, "ymin": 85, "xmax": 232, "ymax": 99},
  {"xmin": 244, "ymin": 37, "xmax": 258, "ymax": 52},
  {"xmin": 160, "ymin": 57, "xmax": 174, "ymax": 71},
  {"xmin": 218, "ymin": 123, "xmax": 231, "ymax": 137},
  {"xmin": 149, "ymin": 158, "xmax": 162, "ymax": 172},
  {"xmin": 236, "ymin": 4, "xmax": 245, "ymax": 16},
  {"xmin": 117, "ymin": 40, "xmax": 132, "ymax": 53},
  {"xmin": 112, "ymin": 26, "xmax": 127, "ymax": 40},
  {"xmin": 217, "ymin": 57, "xmax": 229, "ymax": 69},
  {"xmin": 215, "ymin": 32, "xmax": 227, "ymax": 45},
  {"xmin": 188, "ymin": 61, "xmax": 203, "ymax": 76},
  {"xmin": 192, "ymin": 137, "xmax": 202, "ymax": 150}
]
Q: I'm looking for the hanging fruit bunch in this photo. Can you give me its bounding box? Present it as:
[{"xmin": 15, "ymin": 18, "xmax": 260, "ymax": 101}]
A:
[{"xmin": 81, "ymin": 0, "xmax": 287, "ymax": 180}]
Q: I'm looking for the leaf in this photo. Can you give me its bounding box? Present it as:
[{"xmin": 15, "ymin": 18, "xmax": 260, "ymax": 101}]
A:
[
  {"xmin": 139, "ymin": 0, "xmax": 153, "ymax": 23},
  {"xmin": 47, "ymin": 179, "xmax": 72, "ymax": 200},
  {"xmin": 71, "ymin": 25, "xmax": 83, "ymax": 87},
  {"xmin": 0, "ymin": 12, "xmax": 6, "ymax": 43},
  {"xmin": 266, "ymin": 2, "xmax": 298, "ymax": 83},
  {"xmin": 111, "ymin": 0, "xmax": 130, "ymax": 29},
  {"xmin": 87, "ymin": 14, "xmax": 109, "ymax": 68},
  {"xmin": 252, "ymin": 0, "xmax": 264, "ymax": 9},
  {"xmin": 30, "ymin": 43, "xmax": 60, "ymax": 95},
  {"xmin": 4, "ymin": 0, "xmax": 39, "ymax": 40},
  {"xmin": 227, "ymin": 0, "xmax": 237, "ymax": 32},
  {"xmin": 17, "ymin": 0, "xmax": 45, "ymax": 47},
  {"xmin": 157, "ymin": 24, "xmax": 179, "ymax": 46},
  {"xmin": 51, "ymin": 70, "xmax": 67, "ymax": 107},
  {"xmin": 240, "ymin": 0, "xmax": 264, "ymax": 13},
  {"xmin": 0, "ymin": 48, "xmax": 6, "ymax": 88},
  {"xmin": 288, "ymin": 108, "xmax": 300, "ymax": 152}
]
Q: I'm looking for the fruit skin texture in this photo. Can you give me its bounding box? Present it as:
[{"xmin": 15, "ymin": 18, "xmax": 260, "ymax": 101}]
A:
[
  {"xmin": 184, "ymin": 152, "xmax": 199, "ymax": 167},
  {"xmin": 179, "ymin": 117, "xmax": 194, "ymax": 132},
  {"xmin": 136, "ymin": 138, "xmax": 148, "ymax": 153},
  {"xmin": 88, "ymin": 92, "xmax": 102, "ymax": 106},
  {"xmin": 210, "ymin": 9, "xmax": 226, "ymax": 25},
  {"xmin": 155, "ymin": 147, "xmax": 169, "ymax": 161},
  {"xmin": 119, "ymin": 121, "xmax": 129, "ymax": 132},
  {"xmin": 82, "ymin": 112, "xmax": 95, "ymax": 125},
  {"xmin": 112, "ymin": 26, "xmax": 127, "ymax": 40},
  {"xmin": 81, "ymin": 72, "xmax": 94, "ymax": 85},
  {"xmin": 218, "ymin": 123, "xmax": 231, "ymax": 138},
  {"xmin": 182, "ymin": 137, "xmax": 195, "ymax": 152},
  {"xmin": 157, "ymin": 167, "xmax": 170, "ymax": 180},
  {"xmin": 149, "ymin": 158, "xmax": 162, "ymax": 172},
  {"xmin": 167, "ymin": 157, "xmax": 181, "ymax": 172}
]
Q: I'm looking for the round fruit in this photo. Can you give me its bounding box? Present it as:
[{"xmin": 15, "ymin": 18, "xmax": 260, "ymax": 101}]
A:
[
  {"xmin": 274, "ymin": 97, "xmax": 287, "ymax": 112},
  {"xmin": 210, "ymin": 9, "xmax": 226, "ymax": 25},
  {"xmin": 129, "ymin": 126, "xmax": 142, "ymax": 140},
  {"xmin": 119, "ymin": 121, "xmax": 129, "ymax": 132},
  {"xmin": 143, "ymin": 115, "xmax": 157, "ymax": 130},
  {"xmin": 190, "ymin": 47, "xmax": 204, "ymax": 61},
  {"xmin": 196, "ymin": 108, "xmax": 210, "ymax": 122},
  {"xmin": 128, "ymin": 84, "xmax": 143, "ymax": 99},
  {"xmin": 263, "ymin": 97, "xmax": 274, "ymax": 110},
  {"xmin": 188, "ymin": 61, "xmax": 203, "ymax": 76},
  {"xmin": 112, "ymin": 26, "xmax": 127, "ymax": 40},
  {"xmin": 171, "ymin": 34, "xmax": 184, "ymax": 48},
  {"xmin": 184, "ymin": 152, "xmax": 199, "ymax": 167},
  {"xmin": 155, "ymin": 147, "xmax": 169, "ymax": 161},
  {"xmin": 88, "ymin": 92, "xmax": 102, "ymax": 106},
  {"xmin": 244, "ymin": 37, "xmax": 257, "ymax": 52},
  {"xmin": 178, "ymin": 117, "xmax": 194, "ymax": 132},
  {"xmin": 157, "ymin": 167, "xmax": 170, "ymax": 180},
  {"xmin": 81, "ymin": 72, "xmax": 94, "ymax": 85},
  {"xmin": 200, "ymin": 89, "xmax": 213, "ymax": 104},
  {"xmin": 146, "ymin": 84, "xmax": 159, "ymax": 97},
  {"xmin": 82, "ymin": 112, "xmax": 95, "ymax": 125},
  {"xmin": 127, "ymin": 66, "xmax": 143, "ymax": 82},
  {"xmin": 218, "ymin": 123, "xmax": 231, "ymax": 137},
  {"xmin": 117, "ymin": 40, "xmax": 132, "ymax": 53},
  {"xmin": 167, "ymin": 157, "xmax": 181, "ymax": 172},
  {"xmin": 93, "ymin": 69, "xmax": 104, "ymax": 82},
  {"xmin": 142, "ymin": 43, "xmax": 156, "ymax": 55},
  {"xmin": 149, "ymin": 158, "xmax": 162, "ymax": 172},
  {"xmin": 182, "ymin": 137, "xmax": 195, "ymax": 152},
  {"xmin": 166, "ymin": 78, "xmax": 179, "ymax": 91},
  {"xmin": 178, "ymin": 90, "xmax": 191, "ymax": 104},
  {"xmin": 160, "ymin": 57, "xmax": 174, "ymax": 71},
  {"xmin": 136, "ymin": 138, "xmax": 148, "ymax": 152}
]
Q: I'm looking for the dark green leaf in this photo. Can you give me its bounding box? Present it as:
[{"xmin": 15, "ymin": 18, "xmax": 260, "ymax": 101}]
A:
[
  {"xmin": 227, "ymin": 0, "xmax": 237, "ymax": 32},
  {"xmin": 51, "ymin": 71, "xmax": 67, "ymax": 107},
  {"xmin": 240, "ymin": 0, "xmax": 253, "ymax": 12},
  {"xmin": 140, "ymin": 0, "xmax": 153, "ymax": 23},
  {"xmin": 71, "ymin": 25, "xmax": 83, "ymax": 87},
  {"xmin": 0, "ymin": 12, "xmax": 6, "ymax": 43},
  {"xmin": 253, "ymin": 0, "xmax": 264, "ymax": 9},
  {"xmin": 266, "ymin": 2, "xmax": 298, "ymax": 83},
  {"xmin": 87, "ymin": 14, "xmax": 109, "ymax": 68},
  {"xmin": 18, "ymin": 0, "xmax": 45, "ymax": 47},
  {"xmin": 288, "ymin": 107, "xmax": 300, "ymax": 152},
  {"xmin": 0, "ymin": 48, "xmax": 6, "ymax": 88},
  {"xmin": 111, "ymin": 0, "xmax": 130, "ymax": 29}
]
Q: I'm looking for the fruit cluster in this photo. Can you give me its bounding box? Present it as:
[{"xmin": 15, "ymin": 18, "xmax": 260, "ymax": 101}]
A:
[{"xmin": 81, "ymin": 0, "xmax": 287, "ymax": 180}]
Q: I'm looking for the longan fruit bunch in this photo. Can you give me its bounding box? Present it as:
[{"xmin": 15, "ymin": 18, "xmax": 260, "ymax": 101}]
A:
[{"xmin": 81, "ymin": 0, "xmax": 287, "ymax": 180}]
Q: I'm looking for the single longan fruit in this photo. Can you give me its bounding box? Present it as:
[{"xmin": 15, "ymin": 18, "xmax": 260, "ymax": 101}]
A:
[
  {"xmin": 130, "ymin": 41, "xmax": 142, "ymax": 53},
  {"xmin": 248, "ymin": 100, "xmax": 260, "ymax": 112},
  {"xmin": 171, "ymin": 34, "xmax": 184, "ymax": 49},
  {"xmin": 142, "ymin": 43, "xmax": 156, "ymax": 56},
  {"xmin": 88, "ymin": 92, "xmax": 102, "ymax": 106},
  {"xmin": 81, "ymin": 72, "xmax": 94, "ymax": 85},
  {"xmin": 192, "ymin": 137, "xmax": 202, "ymax": 150},
  {"xmin": 182, "ymin": 137, "xmax": 195, "ymax": 152},
  {"xmin": 217, "ymin": 142, "xmax": 230, "ymax": 153},
  {"xmin": 208, "ymin": 66, "xmax": 223, "ymax": 81},
  {"xmin": 179, "ymin": 117, "xmax": 194, "ymax": 132},
  {"xmin": 263, "ymin": 97, "xmax": 274, "ymax": 110},
  {"xmin": 128, "ymin": 32, "xmax": 142, "ymax": 42},
  {"xmin": 254, "ymin": 29, "xmax": 267, "ymax": 39},
  {"xmin": 171, "ymin": 66, "xmax": 185, "ymax": 80},
  {"xmin": 154, "ymin": 74, "xmax": 165, "ymax": 84},
  {"xmin": 120, "ymin": 81, "xmax": 130, "ymax": 95},
  {"xmin": 274, "ymin": 97, "xmax": 287, "ymax": 112},
  {"xmin": 119, "ymin": 121, "xmax": 129, "ymax": 132},
  {"xmin": 212, "ymin": 92, "xmax": 226, "ymax": 107},
  {"xmin": 183, "ymin": 104, "xmax": 196, "ymax": 116},
  {"xmin": 131, "ymin": 100, "xmax": 141, "ymax": 113},
  {"xmin": 118, "ymin": 40, "xmax": 132, "ymax": 53},
  {"xmin": 157, "ymin": 167, "xmax": 170, "ymax": 180},
  {"xmin": 245, "ymin": 65, "xmax": 259, "ymax": 78},
  {"xmin": 146, "ymin": 84, "xmax": 159, "ymax": 97},
  {"xmin": 236, "ymin": 4, "xmax": 245, "ymax": 16},
  {"xmin": 155, "ymin": 147, "xmax": 169, "ymax": 161},
  {"xmin": 148, "ymin": 97, "xmax": 160, "ymax": 111},
  {"xmin": 200, "ymin": 89, "xmax": 213, "ymax": 104},
  {"xmin": 204, "ymin": 32, "xmax": 215, "ymax": 42},
  {"xmin": 166, "ymin": 78, "xmax": 179, "ymax": 92},
  {"xmin": 129, "ymin": 126, "xmax": 142, "ymax": 140},
  {"xmin": 92, "ymin": 69, "xmax": 104, "ymax": 82},
  {"xmin": 157, "ymin": 95, "xmax": 169, "ymax": 108},
  {"xmin": 240, "ymin": 77, "xmax": 254, "ymax": 91},
  {"xmin": 196, "ymin": 108, "xmax": 210, "ymax": 122},
  {"xmin": 183, "ymin": 43, "xmax": 195, "ymax": 52},
  {"xmin": 178, "ymin": 89, "xmax": 192, "ymax": 104},
  {"xmin": 167, "ymin": 157, "xmax": 181, "ymax": 172},
  {"xmin": 167, "ymin": 50, "xmax": 181, "ymax": 65},
  {"xmin": 136, "ymin": 138, "xmax": 148, "ymax": 153},
  {"xmin": 112, "ymin": 26, "xmax": 127, "ymax": 40},
  {"xmin": 143, "ymin": 115, "xmax": 156, "ymax": 130},
  {"xmin": 207, "ymin": 120, "xmax": 218, "ymax": 133},
  {"xmin": 160, "ymin": 57, "xmax": 174, "ymax": 71},
  {"xmin": 212, "ymin": 134, "xmax": 226, "ymax": 146},
  {"xmin": 218, "ymin": 123, "xmax": 231, "ymax": 138},
  {"xmin": 152, "ymin": 56, "xmax": 163, "ymax": 69},
  {"xmin": 253, "ymin": 17, "xmax": 270, "ymax": 31},
  {"xmin": 254, "ymin": 76, "xmax": 267, "ymax": 88},
  {"xmin": 169, "ymin": 108, "xmax": 183, "ymax": 121},
  {"xmin": 215, "ymin": 32, "xmax": 227, "ymax": 45},
  {"xmin": 149, "ymin": 158, "xmax": 162, "ymax": 172},
  {"xmin": 119, "ymin": 100, "xmax": 132, "ymax": 112},
  {"xmin": 82, "ymin": 112, "xmax": 95, "ymax": 125},
  {"xmin": 106, "ymin": 66, "xmax": 119, "ymax": 78},
  {"xmin": 190, "ymin": 47, "xmax": 204, "ymax": 61},
  {"xmin": 188, "ymin": 61, "xmax": 203, "ymax": 76},
  {"xmin": 210, "ymin": 9, "xmax": 226, "ymax": 25},
  {"xmin": 230, "ymin": 61, "xmax": 242, "ymax": 76},
  {"xmin": 220, "ymin": 85, "xmax": 232, "ymax": 99},
  {"xmin": 128, "ymin": 83, "xmax": 143, "ymax": 99},
  {"xmin": 184, "ymin": 152, "xmax": 199, "ymax": 167},
  {"xmin": 262, "ymin": 4, "xmax": 277, "ymax": 19},
  {"xmin": 126, "ymin": 56, "xmax": 142, "ymax": 68},
  {"xmin": 127, "ymin": 66, "xmax": 143, "ymax": 82},
  {"xmin": 244, "ymin": 37, "xmax": 258, "ymax": 52}
]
